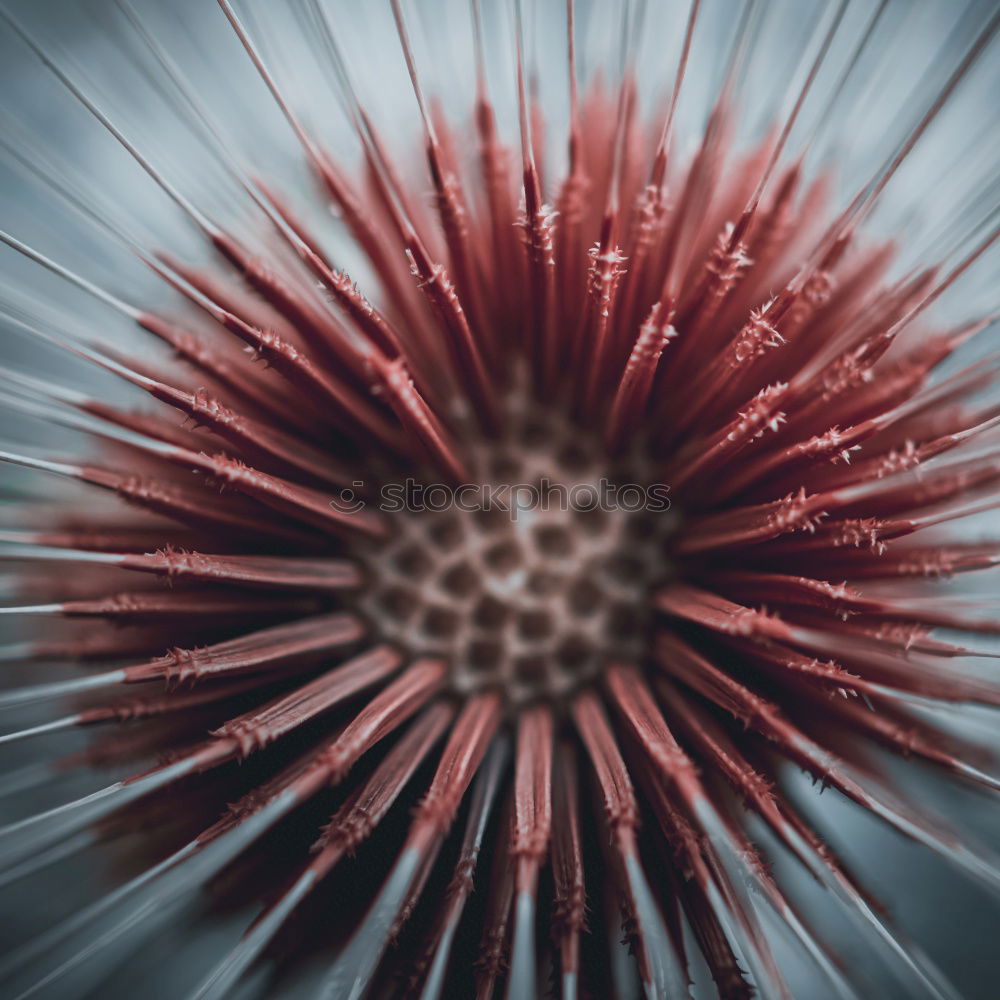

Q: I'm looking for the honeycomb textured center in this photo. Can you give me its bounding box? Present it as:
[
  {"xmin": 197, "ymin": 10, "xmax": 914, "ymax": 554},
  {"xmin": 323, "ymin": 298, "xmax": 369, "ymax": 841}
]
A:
[{"xmin": 360, "ymin": 396, "xmax": 676, "ymax": 707}]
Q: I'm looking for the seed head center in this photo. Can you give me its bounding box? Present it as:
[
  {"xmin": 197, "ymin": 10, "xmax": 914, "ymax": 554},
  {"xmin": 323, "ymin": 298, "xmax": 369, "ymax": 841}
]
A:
[{"xmin": 360, "ymin": 396, "xmax": 677, "ymax": 707}]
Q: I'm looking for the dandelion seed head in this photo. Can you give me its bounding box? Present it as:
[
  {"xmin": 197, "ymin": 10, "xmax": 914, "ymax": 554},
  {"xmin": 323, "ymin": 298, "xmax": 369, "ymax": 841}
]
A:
[{"xmin": 0, "ymin": 0, "xmax": 998, "ymax": 998}]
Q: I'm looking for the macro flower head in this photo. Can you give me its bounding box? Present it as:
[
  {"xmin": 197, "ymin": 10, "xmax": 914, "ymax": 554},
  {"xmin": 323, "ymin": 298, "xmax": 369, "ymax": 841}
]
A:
[{"xmin": 0, "ymin": 1, "xmax": 999, "ymax": 998}]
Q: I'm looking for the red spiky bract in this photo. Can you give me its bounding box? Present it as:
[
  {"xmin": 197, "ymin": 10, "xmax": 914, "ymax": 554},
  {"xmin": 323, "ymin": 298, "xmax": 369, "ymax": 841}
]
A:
[{"xmin": 0, "ymin": 1, "xmax": 998, "ymax": 998}]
